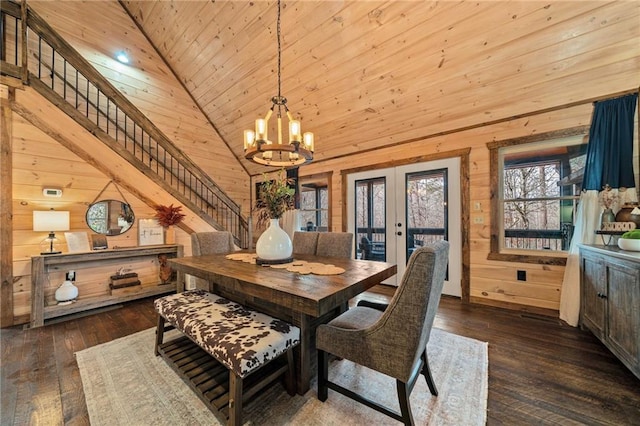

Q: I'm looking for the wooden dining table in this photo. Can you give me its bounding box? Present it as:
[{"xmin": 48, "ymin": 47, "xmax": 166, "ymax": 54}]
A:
[{"xmin": 168, "ymin": 253, "xmax": 397, "ymax": 394}]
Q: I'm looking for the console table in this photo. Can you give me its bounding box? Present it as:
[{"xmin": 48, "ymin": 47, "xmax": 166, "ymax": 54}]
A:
[
  {"xmin": 30, "ymin": 245, "xmax": 183, "ymax": 328},
  {"xmin": 579, "ymin": 244, "xmax": 640, "ymax": 379}
]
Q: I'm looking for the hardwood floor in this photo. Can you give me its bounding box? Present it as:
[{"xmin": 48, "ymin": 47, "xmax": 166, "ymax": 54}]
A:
[{"xmin": 1, "ymin": 287, "xmax": 639, "ymax": 425}]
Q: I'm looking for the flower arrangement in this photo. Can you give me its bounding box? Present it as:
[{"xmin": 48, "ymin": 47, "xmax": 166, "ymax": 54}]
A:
[
  {"xmin": 598, "ymin": 184, "xmax": 619, "ymax": 210},
  {"xmin": 255, "ymin": 169, "xmax": 295, "ymax": 227},
  {"xmin": 153, "ymin": 204, "xmax": 186, "ymax": 227}
]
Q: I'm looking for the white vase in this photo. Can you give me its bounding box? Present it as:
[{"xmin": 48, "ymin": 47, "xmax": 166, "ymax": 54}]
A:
[
  {"xmin": 55, "ymin": 280, "xmax": 78, "ymax": 304},
  {"xmin": 256, "ymin": 218, "xmax": 293, "ymax": 260}
]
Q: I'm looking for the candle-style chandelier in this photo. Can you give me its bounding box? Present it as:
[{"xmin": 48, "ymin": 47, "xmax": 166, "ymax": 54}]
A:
[{"xmin": 243, "ymin": 0, "xmax": 314, "ymax": 167}]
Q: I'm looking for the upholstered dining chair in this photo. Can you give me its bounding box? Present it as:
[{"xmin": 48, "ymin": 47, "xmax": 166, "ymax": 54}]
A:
[
  {"xmin": 292, "ymin": 231, "xmax": 319, "ymax": 255},
  {"xmin": 190, "ymin": 231, "xmax": 235, "ymax": 289},
  {"xmin": 316, "ymin": 232, "xmax": 354, "ymax": 258},
  {"xmin": 316, "ymin": 240, "xmax": 450, "ymax": 425}
]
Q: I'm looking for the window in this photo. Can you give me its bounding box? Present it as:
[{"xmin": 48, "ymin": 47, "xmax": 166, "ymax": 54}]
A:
[
  {"xmin": 300, "ymin": 185, "xmax": 328, "ymax": 231},
  {"xmin": 488, "ymin": 127, "xmax": 589, "ymax": 265}
]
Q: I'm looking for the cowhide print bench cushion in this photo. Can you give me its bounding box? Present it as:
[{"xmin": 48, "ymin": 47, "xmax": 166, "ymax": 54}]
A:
[{"xmin": 154, "ymin": 289, "xmax": 300, "ymax": 378}]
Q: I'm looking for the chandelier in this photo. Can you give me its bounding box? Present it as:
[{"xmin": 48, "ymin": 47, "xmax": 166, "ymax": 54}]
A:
[{"xmin": 243, "ymin": 0, "xmax": 314, "ymax": 167}]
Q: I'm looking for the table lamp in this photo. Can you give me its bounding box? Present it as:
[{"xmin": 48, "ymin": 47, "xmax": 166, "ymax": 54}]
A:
[{"xmin": 33, "ymin": 210, "xmax": 70, "ymax": 255}]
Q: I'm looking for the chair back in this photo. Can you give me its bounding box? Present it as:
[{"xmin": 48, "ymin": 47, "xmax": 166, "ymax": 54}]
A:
[
  {"xmin": 374, "ymin": 240, "xmax": 449, "ymax": 380},
  {"xmin": 292, "ymin": 231, "xmax": 319, "ymax": 255},
  {"xmin": 191, "ymin": 232, "xmax": 235, "ymax": 256},
  {"xmin": 316, "ymin": 232, "xmax": 354, "ymax": 258},
  {"xmin": 292, "ymin": 231, "xmax": 318, "ymax": 255}
]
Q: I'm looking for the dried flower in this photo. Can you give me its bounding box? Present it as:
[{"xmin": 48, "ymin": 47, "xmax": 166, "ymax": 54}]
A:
[
  {"xmin": 255, "ymin": 169, "xmax": 295, "ymax": 227},
  {"xmin": 153, "ymin": 204, "xmax": 186, "ymax": 227},
  {"xmin": 598, "ymin": 184, "xmax": 619, "ymax": 210}
]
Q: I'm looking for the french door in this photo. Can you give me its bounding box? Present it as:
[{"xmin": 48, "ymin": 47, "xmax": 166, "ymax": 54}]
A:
[{"xmin": 347, "ymin": 158, "xmax": 462, "ymax": 297}]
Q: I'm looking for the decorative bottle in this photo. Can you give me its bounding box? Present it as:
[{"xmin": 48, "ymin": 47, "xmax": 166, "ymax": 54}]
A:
[{"xmin": 55, "ymin": 280, "xmax": 78, "ymax": 305}]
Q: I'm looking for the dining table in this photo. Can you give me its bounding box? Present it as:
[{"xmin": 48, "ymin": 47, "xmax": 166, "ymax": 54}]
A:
[{"xmin": 168, "ymin": 252, "xmax": 397, "ymax": 394}]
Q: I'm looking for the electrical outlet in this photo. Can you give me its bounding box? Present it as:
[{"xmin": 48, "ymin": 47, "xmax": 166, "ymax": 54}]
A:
[
  {"xmin": 473, "ymin": 216, "xmax": 484, "ymax": 224},
  {"xmin": 517, "ymin": 270, "xmax": 526, "ymax": 281},
  {"xmin": 474, "ymin": 202, "xmax": 482, "ymax": 211},
  {"xmin": 66, "ymin": 271, "xmax": 76, "ymax": 281}
]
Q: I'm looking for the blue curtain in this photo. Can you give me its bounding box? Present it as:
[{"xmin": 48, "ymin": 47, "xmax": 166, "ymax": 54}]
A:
[{"xmin": 582, "ymin": 93, "xmax": 638, "ymax": 190}]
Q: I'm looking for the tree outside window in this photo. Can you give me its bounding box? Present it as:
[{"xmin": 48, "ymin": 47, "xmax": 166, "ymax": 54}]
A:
[{"xmin": 488, "ymin": 127, "xmax": 589, "ymax": 264}]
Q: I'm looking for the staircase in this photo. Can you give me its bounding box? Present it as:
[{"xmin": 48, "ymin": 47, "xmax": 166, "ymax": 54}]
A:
[{"xmin": 0, "ymin": 0, "xmax": 249, "ymax": 247}]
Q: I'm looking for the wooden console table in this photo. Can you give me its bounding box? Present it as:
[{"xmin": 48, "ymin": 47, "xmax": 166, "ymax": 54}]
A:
[{"xmin": 30, "ymin": 245, "xmax": 183, "ymax": 328}]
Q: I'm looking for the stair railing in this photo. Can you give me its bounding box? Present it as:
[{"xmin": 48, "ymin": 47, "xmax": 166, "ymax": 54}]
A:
[{"xmin": 1, "ymin": 1, "xmax": 248, "ymax": 247}]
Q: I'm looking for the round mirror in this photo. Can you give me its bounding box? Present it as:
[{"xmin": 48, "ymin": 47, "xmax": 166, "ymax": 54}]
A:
[{"xmin": 86, "ymin": 200, "xmax": 135, "ymax": 235}]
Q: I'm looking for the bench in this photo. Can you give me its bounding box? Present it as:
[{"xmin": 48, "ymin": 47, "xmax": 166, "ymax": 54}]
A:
[{"xmin": 154, "ymin": 289, "xmax": 300, "ymax": 425}]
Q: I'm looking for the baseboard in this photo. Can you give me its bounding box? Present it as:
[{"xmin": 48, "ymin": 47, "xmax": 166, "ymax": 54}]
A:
[{"xmin": 469, "ymin": 296, "xmax": 559, "ymax": 319}]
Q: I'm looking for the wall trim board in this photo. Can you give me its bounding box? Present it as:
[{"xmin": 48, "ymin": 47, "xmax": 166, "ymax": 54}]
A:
[{"xmin": 1, "ymin": 87, "xmax": 14, "ymax": 327}]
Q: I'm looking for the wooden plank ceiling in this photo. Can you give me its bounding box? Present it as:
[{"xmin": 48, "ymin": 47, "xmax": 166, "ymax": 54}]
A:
[{"xmin": 54, "ymin": 1, "xmax": 640, "ymax": 177}]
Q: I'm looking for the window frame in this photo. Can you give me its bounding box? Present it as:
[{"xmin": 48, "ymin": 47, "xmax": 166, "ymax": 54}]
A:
[
  {"xmin": 300, "ymin": 185, "xmax": 329, "ymax": 230},
  {"xmin": 487, "ymin": 126, "xmax": 589, "ymax": 265}
]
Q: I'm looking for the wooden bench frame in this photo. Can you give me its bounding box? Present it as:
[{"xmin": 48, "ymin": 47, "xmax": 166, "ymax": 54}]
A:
[{"xmin": 154, "ymin": 294, "xmax": 298, "ymax": 425}]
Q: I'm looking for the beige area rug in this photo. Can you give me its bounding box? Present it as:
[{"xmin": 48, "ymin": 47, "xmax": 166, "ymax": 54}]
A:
[{"xmin": 76, "ymin": 328, "xmax": 488, "ymax": 426}]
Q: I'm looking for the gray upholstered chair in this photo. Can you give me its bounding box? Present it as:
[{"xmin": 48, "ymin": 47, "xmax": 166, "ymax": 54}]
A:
[
  {"xmin": 316, "ymin": 232, "xmax": 354, "ymax": 258},
  {"xmin": 190, "ymin": 232, "xmax": 235, "ymax": 289},
  {"xmin": 316, "ymin": 240, "xmax": 450, "ymax": 425},
  {"xmin": 292, "ymin": 231, "xmax": 319, "ymax": 255}
]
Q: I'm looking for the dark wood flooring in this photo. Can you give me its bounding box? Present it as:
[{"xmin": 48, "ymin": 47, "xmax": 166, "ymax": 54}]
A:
[{"xmin": 1, "ymin": 287, "xmax": 639, "ymax": 425}]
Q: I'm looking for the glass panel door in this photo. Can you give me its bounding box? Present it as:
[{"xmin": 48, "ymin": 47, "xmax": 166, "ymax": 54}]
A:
[
  {"xmin": 405, "ymin": 169, "xmax": 448, "ymax": 264},
  {"xmin": 394, "ymin": 159, "xmax": 461, "ymax": 296},
  {"xmin": 348, "ymin": 157, "xmax": 461, "ymax": 295},
  {"xmin": 355, "ymin": 177, "xmax": 387, "ymax": 261}
]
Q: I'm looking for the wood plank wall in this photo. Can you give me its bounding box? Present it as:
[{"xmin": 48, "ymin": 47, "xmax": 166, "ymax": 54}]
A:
[
  {"xmin": 9, "ymin": 109, "xmax": 192, "ymax": 324},
  {"xmin": 27, "ymin": 1, "xmax": 251, "ymax": 214},
  {"xmin": 300, "ymin": 101, "xmax": 639, "ymax": 312},
  {"xmin": 6, "ymin": 1, "xmax": 638, "ymax": 320}
]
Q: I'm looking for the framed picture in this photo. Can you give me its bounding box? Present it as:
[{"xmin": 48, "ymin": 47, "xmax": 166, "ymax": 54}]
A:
[
  {"xmin": 138, "ymin": 219, "xmax": 164, "ymax": 246},
  {"xmin": 91, "ymin": 234, "xmax": 108, "ymax": 250},
  {"xmin": 64, "ymin": 232, "xmax": 91, "ymax": 252}
]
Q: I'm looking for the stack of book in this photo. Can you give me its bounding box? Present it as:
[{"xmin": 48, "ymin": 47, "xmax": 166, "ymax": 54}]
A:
[{"xmin": 109, "ymin": 272, "xmax": 141, "ymax": 295}]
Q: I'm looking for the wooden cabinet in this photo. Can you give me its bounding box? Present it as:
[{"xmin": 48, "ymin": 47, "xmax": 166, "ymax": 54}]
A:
[
  {"xmin": 31, "ymin": 245, "xmax": 183, "ymax": 328},
  {"xmin": 580, "ymin": 245, "xmax": 640, "ymax": 379}
]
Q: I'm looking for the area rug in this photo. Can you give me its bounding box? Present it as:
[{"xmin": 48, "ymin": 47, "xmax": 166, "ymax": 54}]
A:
[{"xmin": 76, "ymin": 328, "xmax": 488, "ymax": 425}]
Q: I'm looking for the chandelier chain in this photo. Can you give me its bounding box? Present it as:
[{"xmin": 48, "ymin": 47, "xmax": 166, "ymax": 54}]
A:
[{"xmin": 276, "ymin": 0, "xmax": 282, "ymax": 101}]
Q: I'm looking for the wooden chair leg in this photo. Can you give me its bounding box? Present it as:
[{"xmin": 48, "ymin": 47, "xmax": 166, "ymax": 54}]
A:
[
  {"xmin": 154, "ymin": 315, "xmax": 165, "ymax": 356},
  {"xmin": 317, "ymin": 349, "xmax": 329, "ymax": 401},
  {"xmin": 420, "ymin": 350, "xmax": 438, "ymax": 396},
  {"xmin": 396, "ymin": 380, "xmax": 415, "ymax": 426},
  {"xmin": 228, "ymin": 373, "xmax": 243, "ymax": 426}
]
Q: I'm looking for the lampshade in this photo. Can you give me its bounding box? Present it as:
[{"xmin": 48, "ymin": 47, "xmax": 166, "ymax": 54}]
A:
[
  {"xmin": 33, "ymin": 210, "xmax": 70, "ymax": 255},
  {"xmin": 33, "ymin": 211, "xmax": 70, "ymax": 231}
]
